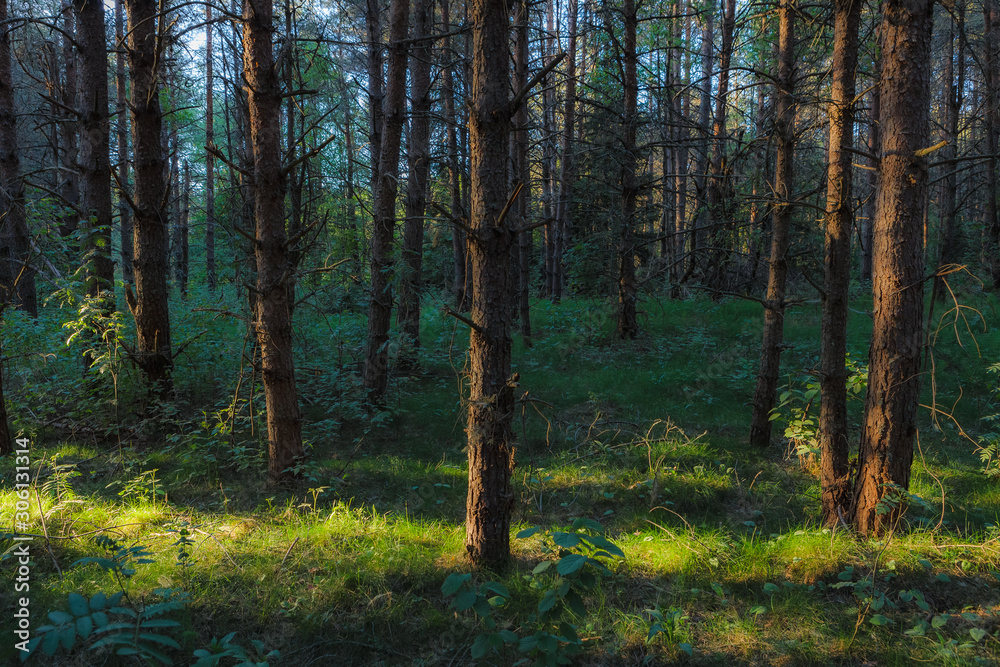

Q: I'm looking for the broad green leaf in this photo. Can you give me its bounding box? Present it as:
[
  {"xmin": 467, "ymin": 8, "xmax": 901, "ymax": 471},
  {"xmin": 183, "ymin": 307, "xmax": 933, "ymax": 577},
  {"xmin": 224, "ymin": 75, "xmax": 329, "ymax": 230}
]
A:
[
  {"xmin": 516, "ymin": 526, "xmax": 540, "ymax": 539},
  {"xmin": 48, "ymin": 611, "xmax": 73, "ymax": 625},
  {"xmin": 763, "ymin": 583, "xmax": 779, "ymax": 594},
  {"xmin": 532, "ymin": 561, "xmax": 552, "ymax": 575},
  {"xmin": 75, "ymin": 615, "xmax": 94, "ymax": 638},
  {"xmin": 970, "ymin": 628, "xmax": 988, "ymax": 642},
  {"xmin": 551, "ymin": 532, "xmax": 581, "ymax": 549},
  {"xmin": 90, "ymin": 592, "xmax": 107, "ymax": 611},
  {"xmin": 453, "ymin": 590, "xmax": 477, "ymax": 612},
  {"xmin": 557, "ymin": 554, "xmax": 587, "ymax": 576},
  {"xmin": 67, "ymin": 593, "xmax": 89, "ymax": 617},
  {"xmin": 932, "ymin": 615, "xmax": 949, "ymax": 629},
  {"xmin": 441, "ymin": 573, "xmax": 470, "ymax": 597},
  {"xmin": 869, "ymin": 614, "xmax": 890, "ymax": 626},
  {"xmin": 679, "ymin": 643, "xmax": 693, "ymax": 656}
]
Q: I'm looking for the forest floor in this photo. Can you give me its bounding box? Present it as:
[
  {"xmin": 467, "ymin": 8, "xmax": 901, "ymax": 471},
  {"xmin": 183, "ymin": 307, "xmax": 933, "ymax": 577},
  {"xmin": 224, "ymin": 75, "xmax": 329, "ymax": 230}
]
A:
[{"xmin": 4, "ymin": 281, "xmax": 1000, "ymax": 665}]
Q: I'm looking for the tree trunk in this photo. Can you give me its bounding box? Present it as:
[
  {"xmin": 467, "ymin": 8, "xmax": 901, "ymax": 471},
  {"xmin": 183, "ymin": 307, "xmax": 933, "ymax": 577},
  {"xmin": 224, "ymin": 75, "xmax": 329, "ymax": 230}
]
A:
[
  {"xmin": 706, "ymin": 0, "xmax": 735, "ymax": 288},
  {"xmin": 553, "ymin": 0, "xmax": 578, "ymax": 311},
  {"xmin": 398, "ymin": 0, "xmax": 433, "ymax": 354},
  {"xmin": 0, "ymin": 0, "xmax": 35, "ymax": 317},
  {"xmin": 363, "ymin": 0, "xmax": 410, "ymax": 402},
  {"xmin": 76, "ymin": 0, "xmax": 115, "ymax": 312},
  {"xmin": 692, "ymin": 3, "xmax": 713, "ymax": 274},
  {"xmin": 987, "ymin": 0, "xmax": 1000, "ymax": 287},
  {"xmin": 850, "ymin": 0, "xmax": 934, "ymax": 536},
  {"xmin": 114, "ymin": 0, "xmax": 133, "ymax": 284},
  {"xmin": 615, "ymin": 0, "xmax": 639, "ymax": 340},
  {"xmin": 748, "ymin": 0, "xmax": 795, "ymax": 448},
  {"xmin": 442, "ymin": 0, "xmax": 467, "ymax": 310},
  {"xmin": 818, "ymin": 0, "xmax": 860, "ymax": 526},
  {"xmin": 860, "ymin": 49, "xmax": 880, "ymax": 283},
  {"xmin": 937, "ymin": 0, "xmax": 964, "ymax": 288},
  {"xmin": 59, "ymin": 0, "xmax": 79, "ymax": 242},
  {"xmin": 465, "ymin": 0, "xmax": 516, "ymax": 570},
  {"xmin": 178, "ymin": 161, "xmax": 189, "ymax": 298},
  {"xmin": 513, "ymin": 0, "xmax": 532, "ymax": 345},
  {"xmin": 125, "ymin": 0, "xmax": 172, "ymax": 393},
  {"xmin": 243, "ymin": 0, "xmax": 305, "ymax": 483},
  {"xmin": 206, "ymin": 4, "xmax": 217, "ymax": 291}
]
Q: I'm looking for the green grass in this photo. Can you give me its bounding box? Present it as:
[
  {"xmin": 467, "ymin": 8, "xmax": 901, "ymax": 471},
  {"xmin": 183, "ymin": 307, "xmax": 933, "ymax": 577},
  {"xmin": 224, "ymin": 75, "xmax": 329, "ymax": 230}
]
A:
[{"xmin": 4, "ymin": 287, "xmax": 1000, "ymax": 665}]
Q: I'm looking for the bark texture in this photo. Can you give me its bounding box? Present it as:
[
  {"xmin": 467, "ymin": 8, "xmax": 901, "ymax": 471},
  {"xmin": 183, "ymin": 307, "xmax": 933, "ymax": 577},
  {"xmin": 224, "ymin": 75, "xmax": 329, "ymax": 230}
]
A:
[
  {"xmin": 818, "ymin": 0, "xmax": 860, "ymax": 526},
  {"xmin": 748, "ymin": 0, "xmax": 795, "ymax": 448},
  {"xmin": 363, "ymin": 0, "xmax": 409, "ymax": 402},
  {"xmin": 125, "ymin": 0, "xmax": 172, "ymax": 392},
  {"xmin": 850, "ymin": 0, "xmax": 934, "ymax": 536},
  {"xmin": 76, "ymin": 0, "xmax": 115, "ymax": 308},
  {"xmin": 616, "ymin": 0, "xmax": 639, "ymax": 339},
  {"xmin": 398, "ymin": 0, "xmax": 433, "ymax": 352},
  {"xmin": 205, "ymin": 4, "xmax": 217, "ymax": 291},
  {"xmin": 465, "ymin": 0, "xmax": 516, "ymax": 570},
  {"xmin": 114, "ymin": 0, "xmax": 133, "ymax": 284},
  {"xmin": 243, "ymin": 0, "xmax": 305, "ymax": 483},
  {"xmin": 0, "ymin": 0, "xmax": 36, "ymax": 316}
]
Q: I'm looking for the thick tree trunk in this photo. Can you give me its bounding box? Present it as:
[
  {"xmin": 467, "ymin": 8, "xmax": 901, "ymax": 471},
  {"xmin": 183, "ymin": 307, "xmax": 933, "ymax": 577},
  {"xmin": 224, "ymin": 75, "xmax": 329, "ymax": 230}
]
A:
[
  {"xmin": 850, "ymin": 0, "xmax": 933, "ymax": 536},
  {"xmin": 205, "ymin": 4, "xmax": 217, "ymax": 291},
  {"xmin": 243, "ymin": 0, "xmax": 305, "ymax": 483},
  {"xmin": 114, "ymin": 0, "xmax": 133, "ymax": 284},
  {"xmin": 818, "ymin": 0, "xmax": 860, "ymax": 526},
  {"xmin": 398, "ymin": 0, "xmax": 433, "ymax": 353},
  {"xmin": 125, "ymin": 0, "xmax": 172, "ymax": 393},
  {"xmin": 366, "ymin": 0, "xmax": 384, "ymax": 196},
  {"xmin": 0, "ymin": 0, "xmax": 35, "ymax": 317},
  {"xmin": 748, "ymin": 0, "xmax": 795, "ymax": 448},
  {"xmin": 465, "ymin": 0, "xmax": 516, "ymax": 570},
  {"xmin": 363, "ymin": 0, "xmax": 409, "ymax": 402}
]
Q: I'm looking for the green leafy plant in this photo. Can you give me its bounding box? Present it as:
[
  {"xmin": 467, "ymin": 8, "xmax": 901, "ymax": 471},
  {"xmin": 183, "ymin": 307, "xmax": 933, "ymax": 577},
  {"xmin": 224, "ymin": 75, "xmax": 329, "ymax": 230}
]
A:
[{"xmin": 645, "ymin": 605, "xmax": 693, "ymax": 656}]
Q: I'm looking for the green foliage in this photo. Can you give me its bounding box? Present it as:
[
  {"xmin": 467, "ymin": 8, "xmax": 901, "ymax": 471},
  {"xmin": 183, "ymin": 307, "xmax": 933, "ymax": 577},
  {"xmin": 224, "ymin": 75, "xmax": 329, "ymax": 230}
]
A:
[
  {"xmin": 645, "ymin": 605, "xmax": 693, "ymax": 656},
  {"xmin": 442, "ymin": 520, "xmax": 624, "ymax": 665}
]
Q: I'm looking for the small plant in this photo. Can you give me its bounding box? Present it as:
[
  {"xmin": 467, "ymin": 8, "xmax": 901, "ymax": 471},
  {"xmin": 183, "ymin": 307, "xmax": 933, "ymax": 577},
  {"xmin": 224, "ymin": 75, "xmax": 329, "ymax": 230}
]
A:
[
  {"xmin": 441, "ymin": 573, "xmax": 516, "ymax": 659},
  {"xmin": 192, "ymin": 631, "xmax": 281, "ymax": 666},
  {"xmin": 645, "ymin": 605, "xmax": 693, "ymax": 656}
]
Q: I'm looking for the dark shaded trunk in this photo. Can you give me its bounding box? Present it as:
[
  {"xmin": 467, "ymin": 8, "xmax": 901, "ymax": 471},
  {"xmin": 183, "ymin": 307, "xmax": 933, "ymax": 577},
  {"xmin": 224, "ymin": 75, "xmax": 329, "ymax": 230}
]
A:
[
  {"xmin": 465, "ymin": 0, "xmax": 515, "ymax": 570},
  {"xmin": 114, "ymin": 0, "xmax": 133, "ymax": 284},
  {"xmin": 206, "ymin": 4, "xmax": 217, "ymax": 291},
  {"xmin": 553, "ymin": 0, "xmax": 578, "ymax": 311},
  {"xmin": 706, "ymin": 0, "xmax": 735, "ymax": 288},
  {"xmin": 748, "ymin": 0, "xmax": 795, "ymax": 448},
  {"xmin": 125, "ymin": 0, "xmax": 172, "ymax": 393},
  {"xmin": 860, "ymin": 48, "xmax": 879, "ymax": 283},
  {"xmin": 59, "ymin": 0, "xmax": 79, "ymax": 241},
  {"xmin": 937, "ymin": 0, "xmax": 964, "ymax": 286},
  {"xmin": 692, "ymin": 3, "xmax": 713, "ymax": 273},
  {"xmin": 363, "ymin": 0, "xmax": 409, "ymax": 402},
  {"xmin": 616, "ymin": 0, "xmax": 638, "ymax": 339},
  {"xmin": 398, "ymin": 0, "xmax": 433, "ymax": 353},
  {"xmin": 818, "ymin": 0, "xmax": 860, "ymax": 526},
  {"xmin": 243, "ymin": 0, "xmax": 304, "ymax": 483},
  {"xmin": 988, "ymin": 0, "xmax": 1000, "ymax": 287},
  {"xmin": 76, "ymin": 0, "xmax": 115, "ymax": 313},
  {"xmin": 0, "ymin": 0, "xmax": 35, "ymax": 316},
  {"xmin": 178, "ymin": 161, "xmax": 189, "ymax": 298},
  {"xmin": 850, "ymin": 0, "xmax": 933, "ymax": 536},
  {"xmin": 443, "ymin": 0, "xmax": 467, "ymax": 310},
  {"xmin": 513, "ymin": 0, "xmax": 532, "ymax": 344}
]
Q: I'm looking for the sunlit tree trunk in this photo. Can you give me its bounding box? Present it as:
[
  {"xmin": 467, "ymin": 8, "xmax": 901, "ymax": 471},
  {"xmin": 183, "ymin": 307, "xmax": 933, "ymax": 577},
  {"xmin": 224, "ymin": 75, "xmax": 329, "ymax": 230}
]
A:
[
  {"xmin": 937, "ymin": 0, "xmax": 964, "ymax": 289},
  {"xmin": 850, "ymin": 0, "xmax": 934, "ymax": 536},
  {"xmin": 818, "ymin": 0, "xmax": 860, "ymax": 526},
  {"xmin": 706, "ymin": 0, "xmax": 735, "ymax": 288},
  {"xmin": 749, "ymin": 0, "xmax": 795, "ymax": 448}
]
